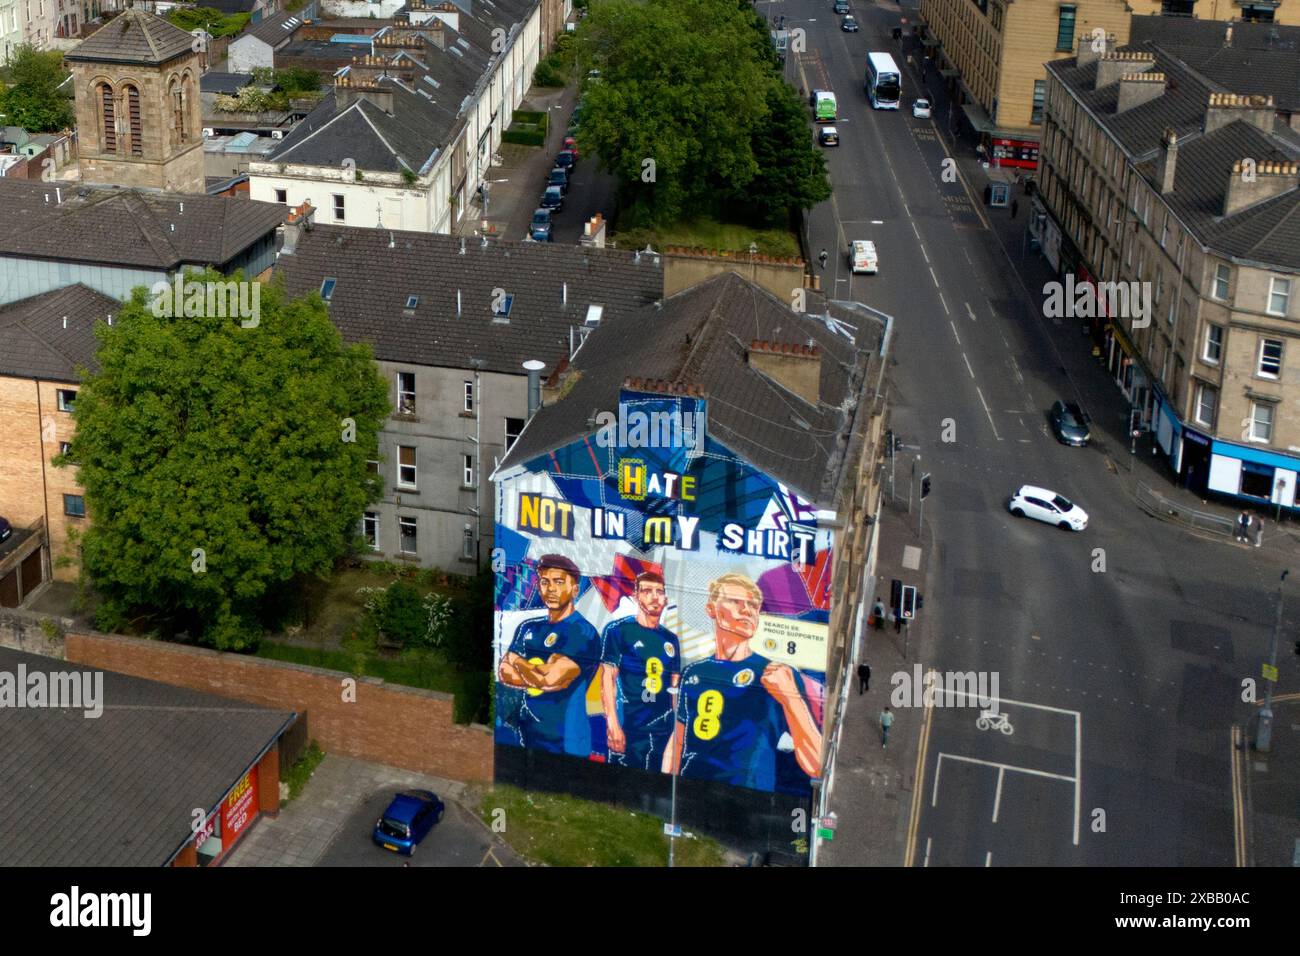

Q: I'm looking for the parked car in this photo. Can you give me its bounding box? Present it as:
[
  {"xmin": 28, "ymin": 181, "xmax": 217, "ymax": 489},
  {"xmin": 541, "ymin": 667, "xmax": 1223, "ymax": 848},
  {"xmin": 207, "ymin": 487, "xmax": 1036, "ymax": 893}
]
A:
[
  {"xmin": 0, "ymin": 516, "xmax": 11, "ymax": 544},
  {"xmin": 372, "ymin": 790, "xmax": 445, "ymax": 856},
  {"xmin": 913, "ymin": 97, "xmax": 932, "ymax": 119},
  {"xmin": 563, "ymin": 136, "xmax": 580, "ymax": 158},
  {"xmin": 555, "ymin": 149, "xmax": 577, "ymax": 172},
  {"xmin": 841, "ymin": 14, "xmax": 859, "ymax": 31},
  {"xmin": 548, "ymin": 166, "xmax": 569, "ymax": 194},
  {"xmin": 541, "ymin": 185, "xmax": 564, "ymax": 210},
  {"xmin": 530, "ymin": 207, "xmax": 553, "ymax": 241},
  {"xmin": 832, "ymin": 0, "xmax": 849, "ymax": 12},
  {"xmin": 1008, "ymin": 485, "xmax": 1089, "ymax": 531},
  {"xmin": 1049, "ymin": 400, "xmax": 1091, "ymax": 446},
  {"xmin": 818, "ymin": 126, "xmax": 840, "ymax": 147}
]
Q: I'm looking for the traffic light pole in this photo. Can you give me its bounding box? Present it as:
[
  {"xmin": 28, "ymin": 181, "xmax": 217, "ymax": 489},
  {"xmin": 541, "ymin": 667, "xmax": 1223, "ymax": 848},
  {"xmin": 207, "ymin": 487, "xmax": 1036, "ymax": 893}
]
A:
[
  {"xmin": 1256, "ymin": 568, "xmax": 1289, "ymax": 753},
  {"xmin": 917, "ymin": 455, "xmax": 923, "ymax": 536}
]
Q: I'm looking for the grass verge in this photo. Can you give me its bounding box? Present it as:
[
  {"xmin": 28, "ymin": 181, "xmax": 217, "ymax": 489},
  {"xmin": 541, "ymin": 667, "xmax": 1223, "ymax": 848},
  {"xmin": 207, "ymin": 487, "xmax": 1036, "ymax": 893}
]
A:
[
  {"xmin": 613, "ymin": 218, "xmax": 800, "ymax": 258},
  {"xmin": 478, "ymin": 784, "xmax": 728, "ymax": 867}
]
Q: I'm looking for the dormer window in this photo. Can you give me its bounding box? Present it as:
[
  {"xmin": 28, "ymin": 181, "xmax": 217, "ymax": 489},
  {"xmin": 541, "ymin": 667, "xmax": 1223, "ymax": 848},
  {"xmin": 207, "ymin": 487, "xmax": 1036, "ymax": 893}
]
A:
[
  {"xmin": 584, "ymin": 304, "xmax": 604, "ymax": 326},
  {"xmin": 320, "ymin": 277, "xmax": 337, "ymax": 301},
  {"xmin": 406, "ymin": 295, "xmax": 419, "ymax": 309},
  {"xmin": 493, "ymin": 293, "xmax": 514, "ymax": 322}
]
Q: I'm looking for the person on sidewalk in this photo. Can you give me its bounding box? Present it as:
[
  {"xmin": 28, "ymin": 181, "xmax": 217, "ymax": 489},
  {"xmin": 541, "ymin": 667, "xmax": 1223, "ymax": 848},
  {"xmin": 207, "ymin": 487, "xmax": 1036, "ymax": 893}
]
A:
[
  {"xmin": 1254, "ymin": 517, "xmax": 1264, "ymax": 548},
  {"xmin": 879, "ymin": 706, "xmax": 894, "ymax": 748},
  {"xmin": 818, "ymin": 248, "xmax": 829, "ymax": 270},
  {"xmin": 857, "ymin": 662, "xmax": 871, "ymax": 695},
  {"xmin": 872, "ymin": 597, "xmax": 886, "ymax": 631},
  {"xmin": 1010, "ymin": 199, "xmax": 1019, "ymax": 218},
  {"xmin": 1237, "ymin": 511, "xmax": 1252, "ymax": 543}
]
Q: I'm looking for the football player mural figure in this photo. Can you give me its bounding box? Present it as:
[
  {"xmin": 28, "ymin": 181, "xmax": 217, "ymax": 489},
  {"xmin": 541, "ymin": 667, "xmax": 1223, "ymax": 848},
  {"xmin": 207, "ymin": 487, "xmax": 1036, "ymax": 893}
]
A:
[
  {"xmin": 497, "ymin": 554, "xmax": 600, "ymax": 756},
  {"xmin": 598, "ymin": 570, "xmax": 681, "ymax": 771},
  {"xmin": 665, "ymin": 572, "xmax": 823, "ymax": 793}
]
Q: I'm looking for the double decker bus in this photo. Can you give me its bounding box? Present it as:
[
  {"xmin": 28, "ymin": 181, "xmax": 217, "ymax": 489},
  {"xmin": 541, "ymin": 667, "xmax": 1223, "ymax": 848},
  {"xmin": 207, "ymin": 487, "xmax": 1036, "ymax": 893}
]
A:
[{"xmin": 865, "ymin": 51, "xmax": 901, "ymax": 109}]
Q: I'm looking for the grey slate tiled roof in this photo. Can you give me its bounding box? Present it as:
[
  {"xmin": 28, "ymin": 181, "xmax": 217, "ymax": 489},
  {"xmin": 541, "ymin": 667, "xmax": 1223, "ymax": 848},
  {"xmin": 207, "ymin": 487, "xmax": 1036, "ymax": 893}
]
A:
[
  {"xmin": 0, "ymin": 178, "xmax": 288, "ymax": 270},
  {"xmin": 1159, "ymin": 42, "xmax": 1300, "ymax": 111},
  {"xmin": 1047, "ymin": 41, "xmax": 1300, "ymax": 270},
  {"xmin": 64, "ymin": 9, "xmax": 196, "ymax": 65},
  {"xmin": 201, "ymin": 71, "xmax": 255, "ymax": 95},
  {"xmin": 275, "ymin": 224, "xmax": 665, "ymax": 375},
  {"xmin": 0, "ymin": 284, "xmax": 120, "ymax": 381},
  {"xmin": 1128, "ymin": 12, "xmax": 1300, "ymax": 52},
  {"xmin": 498, "ymin": 273, "xmax": 885, "ymax": 507},
  {"xmin": 0, "ymin": 646, "xmax": 295, "ymax": 867},
  {"xmin": 240, "ymin": 11, "xmax": 303, "ymax": 48}
]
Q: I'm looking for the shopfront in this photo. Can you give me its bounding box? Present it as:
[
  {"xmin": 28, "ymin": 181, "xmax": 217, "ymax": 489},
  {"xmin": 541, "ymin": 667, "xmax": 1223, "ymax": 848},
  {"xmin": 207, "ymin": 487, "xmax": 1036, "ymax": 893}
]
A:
[
  {"xmin": 1206, "ymin": 441, "xmax": 1300, "ymax": 511},
  {"xmin": 990, "ymin": 136, "xmax": 1039, "ymax": 170},
  {"xmin": 1105, "ymin": 322, "xmax": 1149, "ymax": 421},
  {"xmin": 193, "ymin": 766, "xmax": 262, "ymax": 867}
]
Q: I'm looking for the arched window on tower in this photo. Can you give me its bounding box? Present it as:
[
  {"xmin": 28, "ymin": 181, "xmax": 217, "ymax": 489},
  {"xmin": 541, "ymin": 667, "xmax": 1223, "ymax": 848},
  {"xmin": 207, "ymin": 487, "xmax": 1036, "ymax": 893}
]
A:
[
  {"xmin": 99, "ymin": 81, "xmax": 116, "ymax": 153},
  {"xmin": 125, "ymin": 84, "xmax": 142, "ymax": 157}
]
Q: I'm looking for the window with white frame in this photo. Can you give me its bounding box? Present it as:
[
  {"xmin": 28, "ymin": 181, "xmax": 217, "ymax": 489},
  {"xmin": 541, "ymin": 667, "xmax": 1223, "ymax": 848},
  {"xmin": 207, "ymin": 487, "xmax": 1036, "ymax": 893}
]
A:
[
  {"xmin": 397, "ymin": 371, "xmax": 415, "ymax": 414},
  {"xmin": 363, "ymin": 512, "xmax": 379, "ymax": 550},
  {"xmin": 332, "ymin": 193, "xmax": 345, "ymax": 222},
  {"xmin": 462, "ymin": 526, "xmax": 474, "ymax": 560},
  {"xmin": 1249, "ymin": 401, "xmax": 1274, "ymax": 442},
  {"xmin": 1167, "ymin": 294, "xmax": 1177, "ymax": 328},
  {"xmin": 57, "ymin": 388, "xmax": 76, "ymax": 412},
  {"xmin": 462, "ymin": 454, "xmax": 475, "ymax": 487},
  {"xmin": 397, "ymin": 445, "xmax": 417, "ymax": 488},
  {"xmin": 1137, "ymin": 246, "xmax": 1145, "ymax": 279},
  {"xmin": 1160, "ymin": 211, "xmax": 1169, "ymax": 248},
  {"xmin": 1204, "ymin": 265, "xmax": 1229, "ymax": 305},
  {"xmin": 1203, "ymin": 324, "xmax": 1223, "ymax": 363},
  {"xmin": 1155, "ymin": 270, "xmax": 1163, "ymax": 304},
  {"xmin": 1268, "ymin": 277, "xmax": 1291, "ymax": 316},
  {"xmin": 463, "ymin": 380, "xmax": 474, "ymax": 413},
  {"xmin": 1258, "ymin": 338, "xmax": 1283, "ymax": 378},
  {"xmin": 1193, "ymin": 384, "xmax": 1216, "ymax": 427},
  {"xmin": 399, "ymin": 516, "xmax": 418, "ymax": 554}
]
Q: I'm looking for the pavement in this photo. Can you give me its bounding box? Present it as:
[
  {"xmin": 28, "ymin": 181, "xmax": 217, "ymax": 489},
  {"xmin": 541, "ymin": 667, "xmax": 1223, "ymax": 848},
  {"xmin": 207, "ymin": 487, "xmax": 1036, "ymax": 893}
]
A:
[{"xmin": 224, "ymin": 753, "xmax": 523, "ymax": 867}]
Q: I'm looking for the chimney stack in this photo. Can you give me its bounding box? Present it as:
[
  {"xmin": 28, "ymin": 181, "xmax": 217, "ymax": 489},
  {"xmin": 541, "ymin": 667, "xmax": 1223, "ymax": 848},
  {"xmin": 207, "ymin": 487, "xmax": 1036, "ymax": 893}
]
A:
[
  {"xmin": 1157, "ymin": 128, "xmax": 1179, "ymax": 194},
  {"xmin": 1095, "ymin": 51, "xmax": 1155, "ymax": 91},
  {"xmin": 1224, "ymin": 22, "xmax": 1233, "ymax": 48},
  {"xmin": 335, "ymin": 68, "xmax": 395, "ymax": 115},
  {"xmin": 746, "ymin": 339, "xmax": 821, "ymax": 405},
  {"xmin": 1223, "ymin": 160, "xmax": 1300, "ymax": 217},
  {"xmin": 1205, "ymin": 92, "xmax": 1276, "ymax": 136},
  {"xmin": 279, "ymin": 201, "xmax": 315, "ymax": 255},
  {"xmin": 1077, "ymin": 31, "xmax": 1116, "ymax": 68},
  {"xmin": 522, "ymin": 360, "xmax": 545, "ymax": 418},
  {"xmin": 1116, "ymin": 72, "xmax": 1165, "ymax": 114}
]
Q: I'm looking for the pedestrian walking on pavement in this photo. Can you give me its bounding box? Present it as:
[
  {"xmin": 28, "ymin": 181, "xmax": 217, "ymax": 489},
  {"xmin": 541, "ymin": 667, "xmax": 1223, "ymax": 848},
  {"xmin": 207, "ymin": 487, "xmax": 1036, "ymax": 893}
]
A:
[
  {"xmin": 1254, "ymin": 517, "xmax": 1264, "ymax": 548},
  {"xmin": 880, "ymin": 706, "xmax": 894, "ymax": 747},
  {"xmin": 818, "ymin": 248, "xmax": 829, "ymax": 270},
  {"xmin": 872, "ymin": 597, "xmax": 886, "ymax": 631},
  {"xmin": 857, "ymin": 662, "xmax": 871, "ymax": 695},
  {"xmin": 1237, "ymin": 511, "xmax": 1252, "ymax": 542}
]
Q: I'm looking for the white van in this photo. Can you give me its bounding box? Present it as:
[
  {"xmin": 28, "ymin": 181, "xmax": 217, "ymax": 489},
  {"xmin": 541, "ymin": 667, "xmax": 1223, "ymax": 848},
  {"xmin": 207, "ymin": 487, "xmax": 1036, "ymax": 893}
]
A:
[{"xmin": 849, "ymin": 240, "xmax": 879, "ymax": 274}]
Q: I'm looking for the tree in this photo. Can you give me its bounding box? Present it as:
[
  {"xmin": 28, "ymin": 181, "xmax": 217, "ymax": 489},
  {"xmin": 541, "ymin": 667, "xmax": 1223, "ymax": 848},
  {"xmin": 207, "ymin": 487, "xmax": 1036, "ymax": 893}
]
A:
[
  {"xmin": 0, "ymin": 45, "xmax": 73, "ymax": 132},
  {"xmin": 741, "ymin": 82, "xmax": 832, "ymax": 222},
  {"xmin": 61, "ymin": 272, "xmax": 389, "ymax": 650}
]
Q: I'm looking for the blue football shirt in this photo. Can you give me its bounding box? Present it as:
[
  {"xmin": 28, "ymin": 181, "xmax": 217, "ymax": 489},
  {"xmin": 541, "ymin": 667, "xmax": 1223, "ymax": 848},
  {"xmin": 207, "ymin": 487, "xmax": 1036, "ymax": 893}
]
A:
[
  {"xmin": 600, "ymin": 617, "xmax": 680, "ymax": 732},
  {"xmin": 507, "ymin": 612, "xmax": 599, "ymax": 755}
]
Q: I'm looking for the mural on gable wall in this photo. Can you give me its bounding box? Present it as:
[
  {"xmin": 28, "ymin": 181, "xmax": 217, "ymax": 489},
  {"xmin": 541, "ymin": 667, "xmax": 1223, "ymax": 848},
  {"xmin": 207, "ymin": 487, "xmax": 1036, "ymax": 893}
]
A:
[{"xmin": 493, "ymin": 390, "xmax": 833, "ymax": 797}]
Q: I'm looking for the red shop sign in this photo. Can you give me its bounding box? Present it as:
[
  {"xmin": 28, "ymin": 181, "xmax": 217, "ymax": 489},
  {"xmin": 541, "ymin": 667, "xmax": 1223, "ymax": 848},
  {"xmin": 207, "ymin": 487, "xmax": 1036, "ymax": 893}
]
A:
[{"xmin": 222, "ymin": 769, "xmax": 259, "ymax": 846}]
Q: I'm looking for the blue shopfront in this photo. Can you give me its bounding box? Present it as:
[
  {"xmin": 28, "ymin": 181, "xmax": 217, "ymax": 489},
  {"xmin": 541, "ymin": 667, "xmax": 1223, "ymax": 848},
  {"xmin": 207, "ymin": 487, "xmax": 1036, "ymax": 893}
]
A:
[{"xmin": 1204, "ymin": 440, "xmax": 1300, "ymax": 511}]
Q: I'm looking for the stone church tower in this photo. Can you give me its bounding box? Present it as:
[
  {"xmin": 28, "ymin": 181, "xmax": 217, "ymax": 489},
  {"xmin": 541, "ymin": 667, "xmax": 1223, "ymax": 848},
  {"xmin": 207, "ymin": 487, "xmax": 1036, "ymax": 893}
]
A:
[{"xmin": 65, "ymin": 10, "xmax": 204, "ymax": 193}]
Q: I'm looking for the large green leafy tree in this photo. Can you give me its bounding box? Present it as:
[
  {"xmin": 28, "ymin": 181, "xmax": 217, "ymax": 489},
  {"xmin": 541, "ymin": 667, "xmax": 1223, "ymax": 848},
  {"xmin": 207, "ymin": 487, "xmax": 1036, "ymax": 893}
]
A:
[
  {"xmin": 63, "ymin": 273, "xmax": 389, "ymax": 650},
  {"xmin": 0, "ymin": 45, "xmax": 74, "ymax": 132},
  {"xmin": 575, "ymin": 0, "xmax": 829, "ymax": 227}
]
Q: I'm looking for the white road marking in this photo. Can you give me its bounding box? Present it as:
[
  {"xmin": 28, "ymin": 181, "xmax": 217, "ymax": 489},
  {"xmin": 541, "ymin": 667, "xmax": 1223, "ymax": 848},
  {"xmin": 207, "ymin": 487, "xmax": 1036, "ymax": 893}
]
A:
[
  {"xmin": 949, "ymin": 319, "xmax": 961, "ymax": 345},
  {"xmin": 924, "ymin": 837, "xmax": 932, "ymax": 867},
  {"xmin": 911, "ymin": 221, "xmax": 922, "ymax": 240},
  {"xmin": 975, "ymin": 385, "xmax": 1000, "ymax": 440},
  {"xmin": 937, "ymin": 752, "xmax": 1076, "ymax": 783},
  {"xmin": 965, "ymin": 301, "xmax": 977, "ymax": 322},
  {"xmin": 871, "ymin": 219, "xmax": 884, "ymax": 224},
  {"xmin": 962, "ymin": 353, "xmax": 975, "ymax": 379},
  {"xmin": 992, "ymin": 766, "xmax": 1005, "ymax": 822},
  {"xmin": 985, "ymin": 851, "xmax": 993, "ymax": 867},
  {"xmin": 929, "ymin": 265, "xmax": 939, "ymax": 286},
  {"xmin": 938, "ymin": 292, "xmax": 950, "ymax": 314}
]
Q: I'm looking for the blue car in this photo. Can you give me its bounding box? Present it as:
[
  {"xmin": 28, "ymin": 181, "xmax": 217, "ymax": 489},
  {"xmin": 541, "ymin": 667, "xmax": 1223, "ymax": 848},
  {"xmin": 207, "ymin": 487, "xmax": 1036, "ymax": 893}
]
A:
[
  {"xmin": 548, "ymin": 166, "xmax": 569, "ymax": 194},
  {"xmin": 541, "ymin": 185, "xmax": 563, "ymax": 210},
  {"xmin": 372, "ymin": 790, "xmax": 444, "ymax": 856},
  {"xmin": 530, "ymin": 207, "xmax": 553, "ymax": 241}
]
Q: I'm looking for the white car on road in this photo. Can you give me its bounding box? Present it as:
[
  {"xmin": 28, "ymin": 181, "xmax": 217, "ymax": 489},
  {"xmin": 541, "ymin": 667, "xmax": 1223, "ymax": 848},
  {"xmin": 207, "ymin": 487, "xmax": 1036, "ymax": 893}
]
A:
[
  {"xmin": 1008, "ymin": 485, "xmax": 1088, "ymax": 531},
  {"xmin": 913, "ymin": 98, "xmax": 931, "ymax": 119}
]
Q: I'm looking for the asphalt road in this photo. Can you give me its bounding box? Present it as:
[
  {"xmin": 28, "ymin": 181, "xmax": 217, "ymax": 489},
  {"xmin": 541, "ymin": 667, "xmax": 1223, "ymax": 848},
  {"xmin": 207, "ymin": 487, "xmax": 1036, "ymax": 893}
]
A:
[{"xmin": 770, "ymin": 0, "xmax": 1294, "ymax": 865}]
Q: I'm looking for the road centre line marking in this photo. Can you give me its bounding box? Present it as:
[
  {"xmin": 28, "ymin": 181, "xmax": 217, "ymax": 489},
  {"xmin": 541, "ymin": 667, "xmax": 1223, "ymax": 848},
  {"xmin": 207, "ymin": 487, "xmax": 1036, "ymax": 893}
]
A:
[
  {"xmin": 992, "ymin": 766, "xmax": 1005, "ymax": 822},
  {"xmin": 975, "ymin": 385, "xmax": 1000, "ymax": 440},
  {"xmin": 938, "ymin": 291, "xmax": 950, "ymax": 314},
  {"xmin": 965, "ymin": 301, "xmax": 976, "ymax": 322},
  {"xmin": 962, "ymin": 353, "xmax": 975, "ymax": 379},
  {"xmin": 949, "ymin": 320, "xmax": 961, "ymax": 346},
  {"xmin": 929, "ymin": 265, "xmax": 939, "ymax": 286}
]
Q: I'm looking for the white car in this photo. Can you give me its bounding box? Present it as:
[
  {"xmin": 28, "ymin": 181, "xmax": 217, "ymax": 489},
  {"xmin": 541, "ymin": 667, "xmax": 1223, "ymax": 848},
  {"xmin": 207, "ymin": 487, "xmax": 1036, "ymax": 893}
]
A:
[
  {"xmin": 1008, "ymin": 485, "xmax": 1088, "ymax": 531},
  {"xmin": 849, "ymin": 239, "xmax": 878, "ymax": 274},
  {"xmin": 913, "ymin": 98, "xmax": 931, "ymax": 119}
]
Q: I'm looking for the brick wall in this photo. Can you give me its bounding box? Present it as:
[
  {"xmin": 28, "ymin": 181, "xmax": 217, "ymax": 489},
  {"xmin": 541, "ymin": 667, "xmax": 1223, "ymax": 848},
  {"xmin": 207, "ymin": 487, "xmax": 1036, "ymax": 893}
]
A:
[{"xmin": 65, "ymin": 631, "xmax": 494, "ymax": 782}]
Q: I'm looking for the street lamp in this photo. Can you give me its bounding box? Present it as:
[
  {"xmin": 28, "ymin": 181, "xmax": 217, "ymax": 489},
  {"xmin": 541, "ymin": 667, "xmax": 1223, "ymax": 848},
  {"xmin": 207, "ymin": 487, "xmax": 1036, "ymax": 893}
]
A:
[{"xmin": 1255, "ymin": 568, "xmax": 1288, "ymax": 753}]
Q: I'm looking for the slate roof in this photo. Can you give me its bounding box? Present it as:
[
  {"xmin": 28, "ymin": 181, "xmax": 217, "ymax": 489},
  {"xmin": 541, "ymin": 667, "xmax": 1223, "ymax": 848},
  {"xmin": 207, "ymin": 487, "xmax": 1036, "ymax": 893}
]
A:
[
  {"xmin": 498, "ymin": 273, "xmax": 886, "ymax": 507},
  {"xmin": 238, "ymin": 11, "xmax": 303, "ymax": 48},
  {"xmin": 1159, "ymin": 42, "xmax": 1300, "ymax": 111},
  {"xmin": 64, "ymin": 9, "xmax": 196, "ymax": 65},
  {"xmin": 0, "ymin": 178, "xmax": 288, "ymax": 270},
  {"xmin": 1128, "ymin": 12, "xmax": 1300, "ymax": 52},
  {"xmin": 275, "ymin": 224, "xmax": 665, "ymax": 375},
  {"xmin": 0, "ymin": 284, "xmax": 120, "ymax": 381},
  {"xmin": 201, "ymin": 71, "xmax": 255, "ymax": 95},
  {"xmin": 1047, "ymin": 41, "xmax": 1300, "ymax": 270},
  {"xmin": 0, "ymin": 646, "xmax": 295, "ymax": 867}
]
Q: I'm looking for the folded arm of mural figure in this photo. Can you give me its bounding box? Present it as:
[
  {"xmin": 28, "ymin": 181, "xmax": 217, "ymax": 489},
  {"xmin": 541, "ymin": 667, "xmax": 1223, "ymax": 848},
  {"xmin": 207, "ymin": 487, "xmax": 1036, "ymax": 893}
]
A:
[
  {"xmin": 763, "ymin": 663, "xmax": 823, "ymax": 777},
  {"xmin": 499, "ymin": 652, "xmax": 581, "ymax": 691}
]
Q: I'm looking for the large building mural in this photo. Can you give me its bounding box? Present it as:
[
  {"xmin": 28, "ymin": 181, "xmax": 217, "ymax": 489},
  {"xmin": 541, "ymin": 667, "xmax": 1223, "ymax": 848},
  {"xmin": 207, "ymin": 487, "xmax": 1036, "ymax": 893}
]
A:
[{"xmin": 493, "ymin": 390, "xmax": 834, "ymax": 797}]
